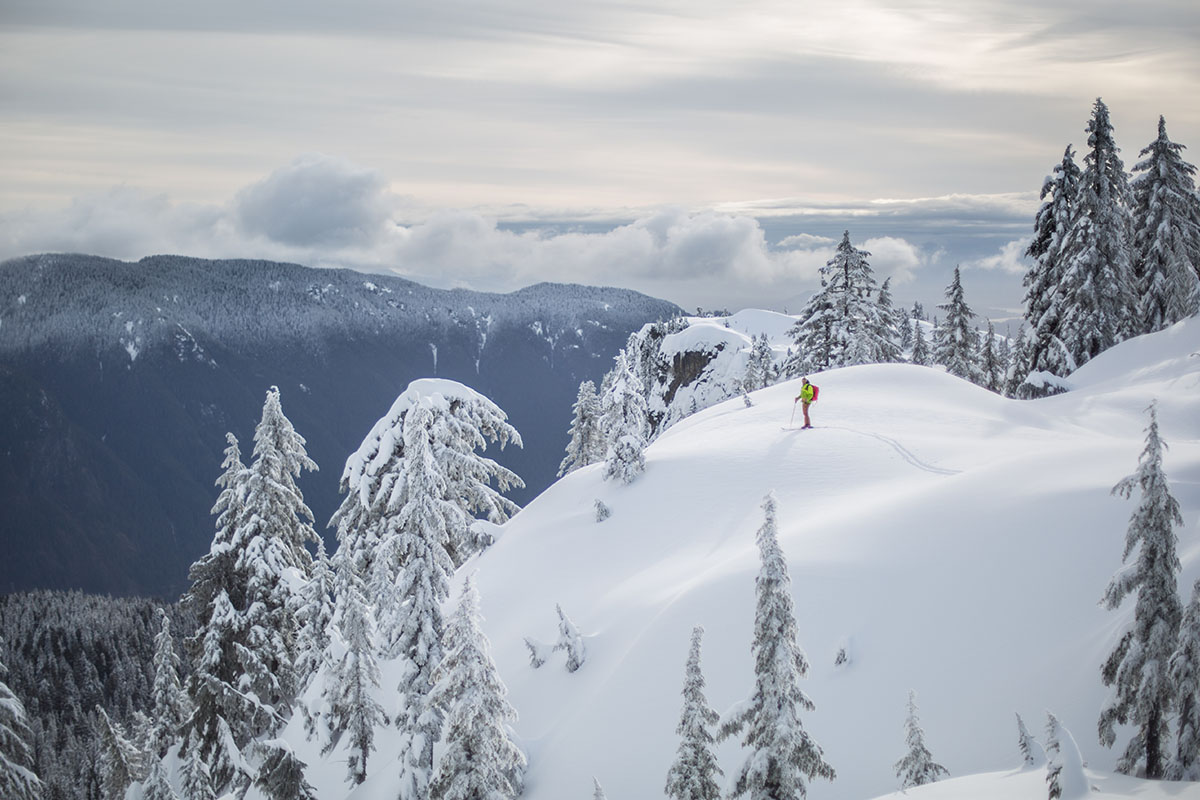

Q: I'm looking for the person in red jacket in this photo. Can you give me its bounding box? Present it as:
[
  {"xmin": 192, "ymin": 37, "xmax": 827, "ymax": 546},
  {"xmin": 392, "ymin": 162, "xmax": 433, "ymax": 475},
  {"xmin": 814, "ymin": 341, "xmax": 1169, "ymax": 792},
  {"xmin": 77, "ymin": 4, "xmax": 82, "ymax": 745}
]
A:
[{"xmin": 794, "ymin": 377, "xmax": 816, "ymax": 429}]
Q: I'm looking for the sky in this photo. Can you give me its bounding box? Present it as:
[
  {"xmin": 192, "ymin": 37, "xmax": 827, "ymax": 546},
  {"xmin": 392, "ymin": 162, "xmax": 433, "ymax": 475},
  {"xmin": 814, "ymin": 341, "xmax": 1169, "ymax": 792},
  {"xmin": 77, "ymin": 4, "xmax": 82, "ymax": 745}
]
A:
[{"xmin": 1, "ymin": 0, "xmax": 1197, "ymax": 317}]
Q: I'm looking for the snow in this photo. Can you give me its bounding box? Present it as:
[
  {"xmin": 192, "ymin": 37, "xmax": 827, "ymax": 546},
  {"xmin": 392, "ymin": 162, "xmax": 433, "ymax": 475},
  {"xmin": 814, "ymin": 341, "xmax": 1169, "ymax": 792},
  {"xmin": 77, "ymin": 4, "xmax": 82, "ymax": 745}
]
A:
[{"xmin": 267, "ymin": 315, "xmax": 1199, "ymax": 799}]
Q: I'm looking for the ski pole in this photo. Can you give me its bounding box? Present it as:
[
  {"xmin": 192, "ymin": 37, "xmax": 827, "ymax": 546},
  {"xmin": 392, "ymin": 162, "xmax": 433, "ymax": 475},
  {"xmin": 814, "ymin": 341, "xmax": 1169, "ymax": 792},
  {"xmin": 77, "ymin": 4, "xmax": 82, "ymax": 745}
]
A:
[{"xmin": 789, "ymin": 399, "xmax": 797, "ymax": 428}]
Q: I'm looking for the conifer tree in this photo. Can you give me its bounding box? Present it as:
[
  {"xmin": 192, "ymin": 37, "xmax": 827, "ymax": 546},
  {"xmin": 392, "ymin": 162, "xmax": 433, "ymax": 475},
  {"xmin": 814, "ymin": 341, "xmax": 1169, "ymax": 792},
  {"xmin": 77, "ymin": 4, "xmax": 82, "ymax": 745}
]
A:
[
  {"xmin": 720, "ymin": 492, "xmax": 835, "ymax": 800},
  {"xmin": 0, "ymin": 641, "xmax": 42, "ymax": 800},
  {"xmin": 559, "ymin": 380, "xmax": 604, "ymax": 476},
  {"xmin": 1099, "ymin": 403, "xmax": 1183, "ymax": 779},
  {"xmin": 1023, "ymin": 145, "xmax": 1083, "ymax": 386},
  {"xmin": 1130, "ymin": 116, "xmax": 1200, "ymax": 332},
  {"xmin": 788, "ymin": 231, "xmax": 891, "ymax": 372},
  {"xmin": 96, "ymin": 705, "xmax": 144, "ymax": 800},
  {"xmin": 553, "ymin": 604, "xmax": 587, "ymax": 673},
  {"xmin": 148, "ymin": 608, "xmax": 188, "ymax": 758},
  {"xmin": 143, "ymin": 759, "xmax": 180, "ymax": 800},
  {"xmin": 179, "ymin": 733, "xmax": 217, "ymax": 800},
  {"xmin": 1045, "ymin": 713, "xmax": 1087, "ymax": 800},
  {"xmin": 593, "ymin": 777, "xmax": 608, "ymax": 800},
  {"xmin": 874, "ymin": 277, "xmax": 903, "ymax": 363},
  {"xmin": 1005, "ymin": 326, "xmax": 1031, "ymax": 397},
  {"xmin": 934, "ymin": 267, "xmax": 979, "ymax": 381},
  {"xmin": 1016, "ymin": 712, "xmax": 1044, "ymax": 768},
  {"xmin": 253, "ymin": 741, "xmax": 318, "ymax": 800},
  {"xmin": 665, "ymin": 626, "xmax": 722, "ymax": 800},
  {"xmin": 1056, "ymin": 98, "xmax": 1136, "ymax": 366},
  {"xmin": 1169, "ymin": 579, "xmax": 1200, "ymax": 780},
  {"xmin": 979, "ymin": 320, "xmax": 1004, "ymax": 393},
  {"xmin": 322, "ymin": 560, "xmax": 387, "ymax": 786},
  {"xmin": 601, "ymin": 350, "xmax": 649, "ymax": 485},
  {"xmin": 909, "ymin": 319, "xmax": 930, "ymax": 366},
  {"xmin": 429, "ymin": 577, "xmax": 526, "ymax": 800},
  {"xmin": 295, "ymin": 536, "xmax": 335, "ymax": 692},
  {"xmin": 743, "ymin": 334, "xmax": 776, "ymax": 392},
  {"xmin": 894, "ymin": 691, "xmax": 948, "ymax": 788}
]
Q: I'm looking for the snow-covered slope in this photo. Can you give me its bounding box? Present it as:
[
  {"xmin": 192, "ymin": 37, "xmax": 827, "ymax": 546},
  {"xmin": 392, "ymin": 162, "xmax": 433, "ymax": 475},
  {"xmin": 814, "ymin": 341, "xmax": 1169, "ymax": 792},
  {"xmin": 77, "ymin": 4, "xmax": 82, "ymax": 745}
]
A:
[
  {"xmin": 293, "ymin": 315, "xmax": 1199, "ymax": 800},
  {"xmin": 462, "ymin": 316, "xmax": 1200, "ymax": 800}
]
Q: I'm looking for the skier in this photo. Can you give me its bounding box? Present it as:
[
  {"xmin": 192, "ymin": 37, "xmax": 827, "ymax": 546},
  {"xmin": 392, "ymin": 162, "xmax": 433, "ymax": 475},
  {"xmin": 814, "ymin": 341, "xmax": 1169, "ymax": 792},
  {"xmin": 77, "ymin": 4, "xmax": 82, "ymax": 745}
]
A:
[{"xmin": 794, "ymin": 377, "xmax": 816, "ymax": 429}]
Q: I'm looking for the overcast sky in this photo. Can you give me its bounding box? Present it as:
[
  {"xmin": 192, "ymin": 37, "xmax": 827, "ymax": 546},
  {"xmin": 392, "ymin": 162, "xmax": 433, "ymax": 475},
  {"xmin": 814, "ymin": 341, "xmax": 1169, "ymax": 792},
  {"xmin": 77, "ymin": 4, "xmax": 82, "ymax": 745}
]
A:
[{"xmin": 1, "ymin": 0, "xmax": 1197, "ymax": 316}]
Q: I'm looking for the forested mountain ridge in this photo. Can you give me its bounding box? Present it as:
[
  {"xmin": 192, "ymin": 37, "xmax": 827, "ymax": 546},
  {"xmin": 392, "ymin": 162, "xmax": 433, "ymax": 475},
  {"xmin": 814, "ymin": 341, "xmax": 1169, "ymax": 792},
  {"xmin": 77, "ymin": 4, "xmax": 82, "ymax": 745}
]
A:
[{"xmin": 0, "ymin": 253, "xmax": 681, "ymax": 597}]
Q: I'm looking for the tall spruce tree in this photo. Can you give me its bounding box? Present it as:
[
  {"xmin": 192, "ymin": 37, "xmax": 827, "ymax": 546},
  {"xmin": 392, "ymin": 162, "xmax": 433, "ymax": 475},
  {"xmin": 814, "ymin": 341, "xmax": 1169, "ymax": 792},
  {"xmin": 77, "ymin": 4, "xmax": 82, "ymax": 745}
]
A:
[
  {"xmin": 295, "ymin": 536, "xmax": 335, "ymax": 692},
  {"xmin": 322, "ymin": 558, "xmax": 387, "ymax": 786},
  {"xmin": 1099, "ymin": 403, "xmax": 1183, "ymax": 779},
  {"xmin": 1023, "ymin": 145, "xmax": 1083, "ymax": 386},
  {"xmin": 1056, "ymin": 98, "xmax": 1136, "ymax": 366},
  {"xmin": 874, "ymin": 277, "xmax": 903, "ymax": 363},
  {"xmin": 148, "ymin": 609, "xmax": 188, "ymax": 758},
  {"xmin": 934, "ymin": 267, "xmax": 979, "ymax": 381},
  {"xmin": 788, "ymin": 231, "xmax": 891, "ymax": 372},
  {"xmin": 894, "ymin": 691, "xmax": 948, "ymax": 788},
  {"xmin": 96, "ymin": 705, "xmax": 144, "ymax": 800},
  {"xmin": 429, "ymin": 577, "xmax": 526, "ymax": 800},
  {"xmin": 559, "ymin": 380, "xmax": 604, "ymax": 476},
  {"xmin": 720, "ymin": 492, "xmax": 835, "ymax": 800},
  {"xmin": 979, "ymin": 321, "xmax": 1004, "ymax": 393},
  {"xmin": 665, "ymin": 626, "xmax": 722, "ymax": 800},
  {"xmin": 910, "ymin": 318, "xmax": 931, "ymax": 366},
  {"xmin": 1016, "ymin": 712, "xmax": 1044, "ymax": 768},
  {"xmin": 1045, "ymin": 713, "xmax": 1088, "ymax": 800},
  {"xmin": 0, "ymin": 640, "xmax": 42, "ymax": 800},
  {"xmin": 1169, "ymin": 579, "xmax": 1200, "ymax": 780},
  {"xmin": 1131, "ymin": 116, "xmax": 1200, "ymax": 332},
  {"xmin": 601, "ymin": 350, "xmax": 649, "ymax": 485}
]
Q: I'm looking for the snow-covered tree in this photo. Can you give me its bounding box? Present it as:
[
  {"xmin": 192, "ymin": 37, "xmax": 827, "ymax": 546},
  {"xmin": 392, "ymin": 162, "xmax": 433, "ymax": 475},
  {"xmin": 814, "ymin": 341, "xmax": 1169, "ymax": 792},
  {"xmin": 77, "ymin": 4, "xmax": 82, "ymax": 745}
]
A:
[
  {"xmin": 788, "ymin": 231, "xmax": 892, "ymax": 372},
  {"xmin": 148, "ymin": 608, "xmax": 188, "ymax": 758},
  {"xmin": 601, "ymin": 350, "xmax": 649, "ymax": 485},
  {"xmin": 1131, "ymin": 115, "xmax": 1200, "ymax": 333},
  {"xmin": 0, "ymin": 641, "xmax": 42, "ymax": 800},
  {"xmin": 874, "ymin": 277, "xmax": 903, "ymax": 363},
  {"xmin": 1045, "ymin": 713, "xmax": 1088, "ymax": 799},
  {"xmin": 429, "ymin": 577, "xmax": 526, "ymax": 800},
  {"xmin": 1056, "ymin": 98, "xmax": 1136, "ymax": 367},
  {"xmin": 295, "ymin": 536, "xmax": 335, "ymax": 692},
  {"xmin": 720, "ymin": 492, "xmax": 835, "ymax": 800},
  {"xmin": 322, "ymin": 561, "xmax": 387, "ymax": 786},
  {"xmin": 331, "ymin": 379, "xmax": 523, "ymax": 584},
  {"xmin": 910, "ymin": 319, "xmax": 931, "ymax": 366},
  {"xmin": 743, "ymin": 333, "xmax": 776, "ymax": 392},
  {"xmin": 1016, "ymin": 712, "xmax": 1045, "ymax": 768},
  {"xmin": 593, "ymin": 777, "xmax": 608, "ymax": 800},
  {"xmin": 253, "ymin": 740, "xmax": 318, "ymax": 800},
  {"xmin": 143, "ymin": 758, "xmax": 180, "ymax": 800},
  {"xmin": 96, "ymin": 705, "xmax": 145, "ymax": 800},
  {"xmin": 1170, "ymin": 579, "xmax": 1200, "ymax": 780},
  {"xmin": 934, "ymin": 267, "xmax": 979, "ymax": 381},
  {"xmin": 1023, "ymin": 145, "xmax": 1083, "ymax": 388},
  {"xmin": 979, "ymin": 321, "xmax": 1004, "ymax": 393},
  {"xmin": 665, "ymin": 626, "xmax": 722, "ymax": 800},
  {"xmin": 894, "ymin": 691, "xmax": 948, "ymax": 788},
  {"xmin": 179, "ymin": 734, "xmax": 217, "ymax": 800},
  {"xmin": 554, "ymin": 604, "xmax": 587, "ymax": 673},
  {"xmin": 1099, "ymin": 402, "xmax": 1183, "ymax": 779},
  {"xmin": 559, "ymin": 380, "xmax": 604, "ymax": 476},
  {"xmin": 594, "ymin": 499, "xmax": 611, "ymax": 522}
]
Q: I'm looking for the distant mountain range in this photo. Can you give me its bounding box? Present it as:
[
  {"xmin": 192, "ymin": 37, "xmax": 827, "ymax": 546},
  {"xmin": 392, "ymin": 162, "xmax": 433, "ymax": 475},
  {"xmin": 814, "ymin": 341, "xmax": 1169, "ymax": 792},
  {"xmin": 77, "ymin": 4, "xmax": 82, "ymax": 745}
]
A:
[{"xmin": 0, "ymin": 254, "xmax": 681, "ymax": 598}]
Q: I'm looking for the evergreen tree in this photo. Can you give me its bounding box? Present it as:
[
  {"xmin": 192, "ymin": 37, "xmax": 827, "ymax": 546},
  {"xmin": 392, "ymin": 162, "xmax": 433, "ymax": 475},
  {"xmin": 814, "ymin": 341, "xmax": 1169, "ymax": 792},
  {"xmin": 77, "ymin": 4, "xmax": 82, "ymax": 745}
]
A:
[
  {"xmin": 1045, "ymin": 713, "xmax": 1087, "ymax": 800},
  {"xmin": 910, "ymin": 319, "xmax": 930, "ymax": 366},
  {"xmin": 934, "ymin": 267, "xmax": 979, "ymax": 381},
  {"xmin": 1016, "ymin": 712, "xmax": 1044, "ymax": 768},
  {"xmin": 601, "ymin": 350, "xmax": 649, "ymax": 485},
  {"xmin": 0, "ymin": 641, "xmax": 42, "ymax": 800},
  {"xmin": 874, "ymin": 277, "xmax": 903, "ymax": 363},
  {"xmin": 295, "ymin": 536, "xmax": 335, "ymax": 692},
  {"xmin": 179, "ymin": 733, "xmax": 217, "ymax": 800},
  {"xmin": 1023, "ymin": 145, "xmax": 1083, "ymax": 386},
  {"xmin": 788, "ymin": 231, "xmax": 891, "ymax": 372},
  {"xmin": 322, "ymin": 560, "xmax": 387, "ymax": 786},
  {"xmin": 720, "ymin": 492, "xmax": 835, "ymax": 800},
  {"xmin": 96, "ymin": 705, "xmax": 144, "ymax": 800},
  {"xmin": 593, "ymin": 777, "xmax": 608, "ymax": 800},
  {"xmin": 553, "ymin": 604, "xmax": 587, "ymax": 673},
  {"xmin": 979, "ymin": 320, "xmax": 1004, "ymax": 393},
  {"xmin": 559, "ymin": 380, "xmax": 604, "ymax": 476},
  {"xmin": 148, "ymin": 608, "xmax": 188, "ymax": 758},
  {"xmin": 665, "ymin": 626, "xmax": 722, "ymax": 800},
  {"xmin": 1099, "ymin": 403, "xmax": 1183, "ymax": 779},
  {"xmin": 429, "ymin": 577, "xmax": 526, "ymax": 800},
  {"xmin": 894, "ymin": 691, "xmax": 948, "ymax": 788},
  {"xmin": 1169, "ymin": 579, "xmax": 1200, "ymax": 780},
  {"xmin": 1005, "ymin": 326, "xmax": 1032, "ymax": 397},
  {"xmin": 742, "ymin": 333, "xmax": 776, "ymax": 392},
  {"xmin": 1056, "ymin": 98, "xmax": 1137, "ymax": 366},
  {"xmin": 1130, "ymin": 115, "xmax": 1200, "ymax": 332},
  {"xmin": 253, "ymin": 741, "xmax": 318, "ymax": 800},
  {"xmin": 143, "ymin": 758, "xmax": 180, "ymax": 800}
]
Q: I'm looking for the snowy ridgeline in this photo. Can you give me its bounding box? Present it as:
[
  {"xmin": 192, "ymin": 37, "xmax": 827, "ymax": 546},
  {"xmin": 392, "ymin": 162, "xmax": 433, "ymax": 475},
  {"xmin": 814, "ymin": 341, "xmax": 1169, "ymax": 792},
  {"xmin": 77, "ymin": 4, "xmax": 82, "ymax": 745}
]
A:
[{"xmin": 0, "ymin": 254, "xmax": 681, "ymax": 358}]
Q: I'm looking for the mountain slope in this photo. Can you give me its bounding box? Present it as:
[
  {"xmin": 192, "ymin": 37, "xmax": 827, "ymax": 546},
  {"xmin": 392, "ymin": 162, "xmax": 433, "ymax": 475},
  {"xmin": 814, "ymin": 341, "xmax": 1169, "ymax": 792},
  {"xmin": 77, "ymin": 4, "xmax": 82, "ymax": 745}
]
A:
[
  {"xmin": 428, "ymin": 317, "xmax": 1200, "ymax": 800},
  {"xmin": 0, "ymin": 253, "xmax": 681, "ymax": 596}
]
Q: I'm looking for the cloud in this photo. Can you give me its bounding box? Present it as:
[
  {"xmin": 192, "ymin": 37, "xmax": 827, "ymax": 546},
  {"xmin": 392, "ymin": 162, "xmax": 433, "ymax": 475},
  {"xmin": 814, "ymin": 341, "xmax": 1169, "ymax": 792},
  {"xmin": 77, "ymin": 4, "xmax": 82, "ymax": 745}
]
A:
[
  {"xmin": 964, "ymin": 238, "xmax": 1030, "ymax": 275},
  {"xmin": 778, "ymin": 233, "xmax": 836, "ymax": 249},
  {"xmin": 234, "ymin": 154, "xmax": 393, "ymax": 248},
  {"xmin": 862, "ymin": 236, "xmax": 929, "ymax": 284}
]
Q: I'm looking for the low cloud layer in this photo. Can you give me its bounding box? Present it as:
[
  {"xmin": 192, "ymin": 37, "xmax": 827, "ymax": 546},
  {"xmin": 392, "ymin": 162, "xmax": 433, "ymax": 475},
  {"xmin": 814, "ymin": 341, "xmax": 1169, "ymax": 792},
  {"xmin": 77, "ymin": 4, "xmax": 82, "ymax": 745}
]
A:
[{"xmin": 0, "ymin": 154, "xmax": 1032, "ymax": 312}]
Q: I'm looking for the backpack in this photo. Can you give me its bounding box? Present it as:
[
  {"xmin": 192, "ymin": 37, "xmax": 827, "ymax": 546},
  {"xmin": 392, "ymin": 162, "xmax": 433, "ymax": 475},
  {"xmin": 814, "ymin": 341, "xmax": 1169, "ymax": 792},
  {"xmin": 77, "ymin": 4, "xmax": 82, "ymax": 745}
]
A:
[{"xmin": 811, "ymin": 384, "xmax": 820, "ymax": 402}]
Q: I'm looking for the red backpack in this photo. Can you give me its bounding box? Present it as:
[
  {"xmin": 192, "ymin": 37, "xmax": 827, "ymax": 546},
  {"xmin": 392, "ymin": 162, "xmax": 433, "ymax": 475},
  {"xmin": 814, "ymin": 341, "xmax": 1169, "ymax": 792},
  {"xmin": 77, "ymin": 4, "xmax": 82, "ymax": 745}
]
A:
[{"xmin": 811, "ymin": 384, "xmax": 820, "ymax": 402}]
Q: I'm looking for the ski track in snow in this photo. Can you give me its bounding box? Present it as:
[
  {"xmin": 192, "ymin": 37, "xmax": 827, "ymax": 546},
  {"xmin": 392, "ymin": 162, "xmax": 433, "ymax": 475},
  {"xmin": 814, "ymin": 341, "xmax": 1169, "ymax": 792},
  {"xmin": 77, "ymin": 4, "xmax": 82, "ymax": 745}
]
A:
[{"xmin": 823, "ymin": 424, "xmax": 962, "ymax": 476}]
